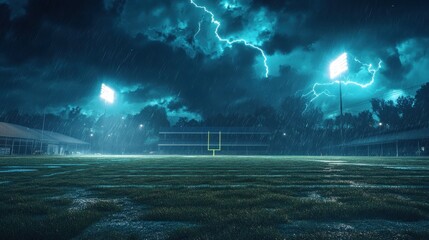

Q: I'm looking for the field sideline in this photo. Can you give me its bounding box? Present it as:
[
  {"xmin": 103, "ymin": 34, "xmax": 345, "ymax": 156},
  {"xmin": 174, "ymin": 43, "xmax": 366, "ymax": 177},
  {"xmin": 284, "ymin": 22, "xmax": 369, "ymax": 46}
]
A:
[{"xmin": 1, "ymin": 155, "xmax": 429, "ymax": 240}]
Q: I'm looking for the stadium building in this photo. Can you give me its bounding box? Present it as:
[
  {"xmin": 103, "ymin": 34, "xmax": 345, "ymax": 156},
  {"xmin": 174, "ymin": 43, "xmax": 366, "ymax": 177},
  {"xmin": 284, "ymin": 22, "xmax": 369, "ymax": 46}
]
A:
[
  {"xmin": 158, "ymin": 127, "xmax": 271, "ymax": 155},
  {"xmin": 0, "ymin": 122, "xmax": 89, "ymax": 155},
  {"xmin": 335, "ymin": 128, "xmax": 429, "ymax": 156}
]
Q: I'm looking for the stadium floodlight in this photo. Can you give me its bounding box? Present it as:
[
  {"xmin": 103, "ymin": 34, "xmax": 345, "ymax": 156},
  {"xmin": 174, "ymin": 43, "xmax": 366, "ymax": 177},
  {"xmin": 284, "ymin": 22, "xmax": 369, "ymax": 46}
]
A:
[
  {"xmin": 329, "ymin": 53, "xmax": 349, "ymax": 148},
  {"xmin": 330, "ymin": 52, "xmax": 348, "ymax": 79},
  {"xmin": 100, "ymin": 83, "xmax": 115, "ymax": 104}
]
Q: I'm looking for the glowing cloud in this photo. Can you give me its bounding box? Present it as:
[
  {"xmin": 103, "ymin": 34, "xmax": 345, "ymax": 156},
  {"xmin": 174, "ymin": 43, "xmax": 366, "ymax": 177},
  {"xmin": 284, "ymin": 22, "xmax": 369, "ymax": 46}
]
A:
[{"xmin": 190, "ymin": 0, "xmax": 269, "ymax": 78}]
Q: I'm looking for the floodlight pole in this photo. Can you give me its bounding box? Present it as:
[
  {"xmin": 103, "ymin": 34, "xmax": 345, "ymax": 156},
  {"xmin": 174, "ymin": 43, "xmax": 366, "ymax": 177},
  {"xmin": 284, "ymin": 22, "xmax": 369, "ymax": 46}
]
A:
[
  {"xmin": 102, "ymin": 100, "xmax": 107, "ymax": 155},
  {"xmin": 339, "ymin": 79, "xmax": 343, "ymax": 145},
  {"xmin": 99, "ymin": 83, "xmax": 116, "ymax": 154},
  {"xmin": 40, "ymin": 111, "xmax": 46, "ymax": 152},
  {"xmin": 330, "ymin": 52, "xmax": 347, "ymax": 155}
]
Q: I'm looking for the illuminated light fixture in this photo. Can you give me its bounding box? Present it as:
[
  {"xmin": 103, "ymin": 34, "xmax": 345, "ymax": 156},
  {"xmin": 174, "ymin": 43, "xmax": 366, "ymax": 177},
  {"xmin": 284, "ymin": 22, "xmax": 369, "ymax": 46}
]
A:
[
  {"xmin": 100, "ymin": 83, "xmax": 115, "ymax": 104},
  {"xmin": 330, "ymin": 52, "xmax": 348, "ymax": 79}
]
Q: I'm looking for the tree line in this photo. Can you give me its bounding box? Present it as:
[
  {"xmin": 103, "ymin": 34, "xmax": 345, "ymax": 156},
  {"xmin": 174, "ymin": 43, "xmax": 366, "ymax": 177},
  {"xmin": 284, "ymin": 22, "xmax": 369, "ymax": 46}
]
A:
[{"xmin": 1, "ymin": 82, "xmax": 429, "ymax": 154}]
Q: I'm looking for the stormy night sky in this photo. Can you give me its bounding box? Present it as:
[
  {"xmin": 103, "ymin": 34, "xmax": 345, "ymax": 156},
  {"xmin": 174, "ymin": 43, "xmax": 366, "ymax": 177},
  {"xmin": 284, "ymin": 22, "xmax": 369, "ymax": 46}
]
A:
[{"xmin": 1, "ymin": 0, "xmax": 429, "ymax": 122}]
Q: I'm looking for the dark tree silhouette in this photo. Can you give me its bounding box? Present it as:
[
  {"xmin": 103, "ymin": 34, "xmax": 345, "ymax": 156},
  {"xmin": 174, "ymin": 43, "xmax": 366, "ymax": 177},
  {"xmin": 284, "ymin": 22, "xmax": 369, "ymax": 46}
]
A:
[
  {"xmin": 371, "ymin": 98, "xmax": 401, "ymax": 130},
  {"xmin": 396, "ymin": 96, "xmax": 415, "ymax": 129},
  {"xmin": 2, "ymin": 82, "xmax": 429, "ymax": 155},
  {"xmin": 415, "ymin": 82, "xmax": 429, "ymax": 127}
]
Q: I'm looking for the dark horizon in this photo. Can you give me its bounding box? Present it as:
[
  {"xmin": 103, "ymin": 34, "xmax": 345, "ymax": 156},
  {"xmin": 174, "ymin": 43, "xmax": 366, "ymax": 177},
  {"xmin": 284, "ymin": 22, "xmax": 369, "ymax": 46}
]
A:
[{"xmin": 1, "ymin": 81, "xmax": 428, "ymax": 155}]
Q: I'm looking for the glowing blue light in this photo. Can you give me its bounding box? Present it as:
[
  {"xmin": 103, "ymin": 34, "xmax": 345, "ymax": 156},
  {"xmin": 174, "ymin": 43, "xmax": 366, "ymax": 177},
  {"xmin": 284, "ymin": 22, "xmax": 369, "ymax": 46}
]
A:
[
  {"xmin": 386, "ymin": 89, "xmax": 406, "ymax": 101},
  {"xmin": 100, "ymin": 83, "xmax": 115, "ymax": 104},
  {"xmin": 190, "ymin": 0, "xmax": 269, "ymax": 78},
  {"xmin": 304, "ymin": 54, "xmax": 382, "ymax": 103},
  {"xmin": 330, "ymin": 52, "xmax": 348, "ymax": 79}
]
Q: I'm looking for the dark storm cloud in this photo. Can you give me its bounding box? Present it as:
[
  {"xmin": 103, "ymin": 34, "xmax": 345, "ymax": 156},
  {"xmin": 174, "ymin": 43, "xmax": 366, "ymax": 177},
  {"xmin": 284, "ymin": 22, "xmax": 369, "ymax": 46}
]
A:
[
  {"xmin": 381, "ymin": 49, "xmax": 410, "ymax": 83},
  {"xmin": 218, "ymin": 12, "xmax": 245, "ymax": 34},
  {"xmin": 0, "ymin": 0, "xmax": 125, "ymax": 111},
  {"xmin": 0, "ymin": 0, "xmax": 262, "ymax": 116},
  {"xmin": 1, "ymin": 0, "xmax": 429, "ymax": 118},
  {"xmin": 251, "ymin": 0, "xmax": 429, "ymax": 114},
  {"xmin": 167, "ymin": 100, "xmax": 185, "ymax": 111},
  {"xmin": 251, "ymin": 0, "xmax": 313, "ymax": 12},
  {"xmin": 263, "ymin": 34, "xmax": 315, "ymax": 55},
  {"xmin": 0, "ymin": 4, "xmax": 10, "ymax": 38},
  {"xmin": 309, "ymin": 0, "xmax": 429, "ymax": 34},
  {"xmin": 254, "ymin": 0, "xmax": 429, "ymax": 54}
]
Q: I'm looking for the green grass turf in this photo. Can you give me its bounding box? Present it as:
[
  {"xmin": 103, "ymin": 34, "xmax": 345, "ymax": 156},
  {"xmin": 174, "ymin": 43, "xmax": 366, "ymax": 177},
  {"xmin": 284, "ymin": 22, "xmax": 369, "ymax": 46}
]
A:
[{"xmin": 0, "ymin": 155, "xmax": 428, "ymax": 239}]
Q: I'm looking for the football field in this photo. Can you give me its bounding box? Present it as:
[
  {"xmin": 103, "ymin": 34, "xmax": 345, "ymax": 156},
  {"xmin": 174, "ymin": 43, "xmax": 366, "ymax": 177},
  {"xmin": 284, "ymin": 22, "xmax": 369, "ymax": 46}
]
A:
[{"xmin": 1, "ymin": 155, "xmax": 429, "ymax": 239}]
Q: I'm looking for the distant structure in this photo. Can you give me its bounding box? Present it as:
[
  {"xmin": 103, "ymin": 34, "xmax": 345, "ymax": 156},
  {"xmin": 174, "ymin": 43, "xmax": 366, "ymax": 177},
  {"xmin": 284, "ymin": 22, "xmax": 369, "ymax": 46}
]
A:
[
  {"xmin": 0, "ymin": 122, "xmax": 88, "ymax": 155},
  {"xmin": 158, "ymin": 127, "xmax": 271, "ymax": 155},
  {"xmin": 207, "ymin": 131, "xmax": 221, "ymax": 156},
  {"xmin": 330, "ymin": 128, "xmax": 429, "ymax": 156}
]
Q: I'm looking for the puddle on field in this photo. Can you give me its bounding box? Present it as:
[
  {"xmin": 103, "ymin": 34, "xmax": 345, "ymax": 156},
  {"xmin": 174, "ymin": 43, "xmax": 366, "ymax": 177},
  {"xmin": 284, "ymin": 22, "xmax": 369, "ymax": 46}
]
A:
[
  {"xmin": 129, "ymin": 169, "xmax": 244, "ymax": 173},
  {"xmin": 0, "ymin": 163, "xmax": 90, "ymax": 174},
  {"xmin": 1, "ymin": 165, "xmax": 61, "ymax": 169},
  {"xmin": 70, "ymin": 198, "xmax": 117, "ymax": 212},
  {"xmin": 301, "ymin": 192, "xmax": 338, "ymax": 203},
  {"xmin": 97, "ymin": 184, "xmax": 175, "ymax": 189},
  {"xmin": 96, "ymin": 183, "xmax": 429, "ymax": 189},
  {"xmin": 99, "ymin": 174, "xmax": 293, "ymax": 178},
  {"xmin": 94, "ymin": 173, "xmax": 429, "ymax": 180},
  {"xmin": 51, "ymin": 188, "xmax": 188, "ymax": 239},
  {"xmin": 328, "ymin": 162, "xmax": 388, "ymax": 167},
  {"xmin": 329, "ymin": 163, "xmax": 429, "ymax": 172},
  {"xmin": 125, "ymin": 169, "xmax": 332, "ymax": 174},
  {"xmin": 0, "ymin": 169, "xmax": 38, "ymax": 173},
  {"xmin": 50, "ymin": 188, "xmax": 115, "ymax": 213},
  {"xmin": 43, "ymin": 163, "xmax": 89, "ymax": 167},
  {"xmin": 322, "ymin": 168, "xmax": 344, "ymax": 172},
  {"xmin": 76, "ymin": 198, "xmax": 195, "ymax": 240},
  {"xmin": 50, "ymin": 188, "xmax": 90, "ymax": 202},
  {"xmin": 316, "ymin": 160, "xmax": 347, "ymax": 163},
  {"xmin": 281, "ymin": 220, "xmax": 429, "ymax": 236},
  {"xmin": 42, "ymin": 169, "xmax": 85, "ymax": 177},
  {"xmin": 392, "ymin": 194, "xmax": 411, "ymax": 201},
  {"xmin": 385, "ymin": 166, "xmax": 428, "ymax": 171},
  {"xmin": 324, "ymin": 174, "xmax": 429, "ymax": 178}
]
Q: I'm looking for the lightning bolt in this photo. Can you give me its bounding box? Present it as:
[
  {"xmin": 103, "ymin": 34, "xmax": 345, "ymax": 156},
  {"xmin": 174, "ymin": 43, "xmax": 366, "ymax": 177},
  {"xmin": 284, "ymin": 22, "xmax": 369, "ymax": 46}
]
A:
[
  {"xmin": 190, "ymin": 0, "xmax": 269, "ymax": 78},
  {"xmin": 303, "ymin": 83, "xmax": 336, "ymax": 103},
  {"xmin": 193, "ymin": 19, "xmax": 203, "ymax": 41},
  {"xmin": 304, "ymin": 57, "xmax": 382, "ymax": 103},
  {"xmin": 346, "ymin": 57, "xmax": 382, "ymax": 88}
]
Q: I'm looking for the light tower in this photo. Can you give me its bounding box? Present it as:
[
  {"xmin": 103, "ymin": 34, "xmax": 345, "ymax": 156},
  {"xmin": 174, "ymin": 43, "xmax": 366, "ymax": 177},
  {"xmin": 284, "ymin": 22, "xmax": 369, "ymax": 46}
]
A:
[
  {"xmin": 100, "ymin": 83, "xmax": 115, "ymax": 104},
  {"xmin": 99, "ymin": 83, "xmax": 115, "ymax": 154},
  {"xmin": 329, "ymin": 53, "xmax": 348, "ymax": 145}
]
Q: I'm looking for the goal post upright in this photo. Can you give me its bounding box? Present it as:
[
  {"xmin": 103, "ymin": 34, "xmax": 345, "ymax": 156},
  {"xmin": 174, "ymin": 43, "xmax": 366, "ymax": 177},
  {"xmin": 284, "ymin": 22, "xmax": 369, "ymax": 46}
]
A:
[{"xmin": 207, "ymin": 131, "xmax": 221, "ymax": 156}]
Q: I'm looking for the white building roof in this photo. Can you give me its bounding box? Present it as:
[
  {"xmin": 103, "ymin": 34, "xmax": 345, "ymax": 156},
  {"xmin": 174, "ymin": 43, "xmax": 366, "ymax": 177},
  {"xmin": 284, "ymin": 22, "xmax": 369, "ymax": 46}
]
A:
[{"xmin": 0, "ymin": 122, "xmax": 88, "ymax": 145}]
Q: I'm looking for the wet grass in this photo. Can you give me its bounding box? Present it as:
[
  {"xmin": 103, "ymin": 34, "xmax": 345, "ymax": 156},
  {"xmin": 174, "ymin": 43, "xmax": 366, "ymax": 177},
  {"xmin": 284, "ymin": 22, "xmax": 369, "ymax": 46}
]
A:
[
  {"xmin": 0, "ymin": 155, "xmax": 428, "ymax": 239},
  {"xmin": 0, "ymin": 208, "xmax": 106, "ymax": 240},
  {"xmin": 284, "ymin": 231, "xmax": 429, "ymax": 240}
]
